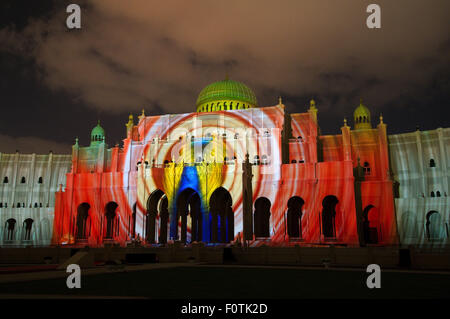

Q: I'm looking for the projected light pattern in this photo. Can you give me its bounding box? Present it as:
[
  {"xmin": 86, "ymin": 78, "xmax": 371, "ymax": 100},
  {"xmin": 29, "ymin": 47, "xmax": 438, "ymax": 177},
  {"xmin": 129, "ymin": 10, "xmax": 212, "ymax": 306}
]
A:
[{"xmin": 49, "ymin": 98, "xmax": 409, "ymax": 248}]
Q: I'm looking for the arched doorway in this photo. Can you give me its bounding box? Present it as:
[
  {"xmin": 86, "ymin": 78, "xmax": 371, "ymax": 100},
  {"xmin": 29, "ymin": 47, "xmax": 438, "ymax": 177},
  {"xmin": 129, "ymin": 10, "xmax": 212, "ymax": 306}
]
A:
[
  {"xmin": 362, "ymin": 205, "xmax": 379, "ymax": 244},
  {"xmin": 23, "ymin": 218, "xmax": 34, "ymax": 241},
  {"xmin": 426, "ymin": 211, "xmax": 443, "ymax": 240},
  {"xmin": 104, "ymin": 202, "xmax": 118, "ymax": 239},
  {"xmin": 209, "ymin": 187, "xmax": 233, "ymax": 243},
  {"xmin": 175, "ymin": 188, "xmax": 202, "ymax": 244},
  {"xmin": 76, "ymin": 203, "xmax": 90, "ymax": 240},
  {"xmin": 287, "ymin": 196, "xmax": 304, "ymax": 238},
  {"xmin": 254, "ymin": 197, "xmax": 271, "ymax": 238},
  {"xmin": 322, "ymin": 195, "xmax": 338, "ymax": 239},
  {"xmin": 147, "ymin": 189, "xmax": 167, "ymax": 243}
]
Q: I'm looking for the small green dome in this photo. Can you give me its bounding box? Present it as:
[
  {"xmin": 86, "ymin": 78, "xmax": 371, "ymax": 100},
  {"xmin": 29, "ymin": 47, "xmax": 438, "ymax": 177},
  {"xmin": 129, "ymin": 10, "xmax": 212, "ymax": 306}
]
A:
[
  {"xmin": 353, "ymin": 99, "xmax": 372, "ymax": 130},
  {"xmin": 196, "ymin": 78, "xmax": 257, "ymax": 112},
  {"xmin": 90, "ymin": 120, "xmax": 105, "ymax": 145}
]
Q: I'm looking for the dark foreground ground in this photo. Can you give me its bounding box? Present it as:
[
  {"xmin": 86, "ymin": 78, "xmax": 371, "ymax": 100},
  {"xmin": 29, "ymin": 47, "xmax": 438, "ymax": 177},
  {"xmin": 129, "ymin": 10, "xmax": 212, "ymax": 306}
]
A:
[{"xmin": 0, "ymin": 265, "xmax": 449, "ymax": 299}]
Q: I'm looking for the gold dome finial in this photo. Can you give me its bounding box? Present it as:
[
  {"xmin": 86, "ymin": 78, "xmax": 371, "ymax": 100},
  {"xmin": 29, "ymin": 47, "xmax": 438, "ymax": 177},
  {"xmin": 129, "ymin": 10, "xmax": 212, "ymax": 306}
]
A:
[
  {"xmin": 278, "ymin": 96, "xmax": 283, "ymax": 105},
  {"xmin": 310, "ymin": 99, "xmax": 316, "ymax": 109},
  {"xmin": 379, "ymin": 113, "xmax": 383, "ymax": 124},
  {"xmin": 344, "ymin": 118, "xmax": 348, "ymax": 127}
]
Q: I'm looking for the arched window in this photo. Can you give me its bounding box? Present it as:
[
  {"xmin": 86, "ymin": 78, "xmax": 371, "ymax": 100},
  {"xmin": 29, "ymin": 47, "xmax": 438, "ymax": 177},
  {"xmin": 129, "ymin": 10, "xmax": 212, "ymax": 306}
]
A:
[
  {"xmin": 254, "ymin": 197, "xmax": 271, "ymax": 238},
  {"xmin": 21, "ymin": 177, "xmax": 26, "ymax": 183},
  {"xmin": 3, "ymin": 177, "xmax": 8, "ymax": 183},
  {"xmin": 23, "ymin": 218, "xmax": 33, "ymax": 241},
  {"xmin": 431, "ymin": 191, "xmax": 435, "ymax": 197},
  {"xmin": 429, "ymin": 159, "xmax": 436, "ymax": 168},
  {"xmin": 253, "ymin": 155, "xmax": 260, "ymax": 165},
  {"xmin": 436, "ymin": 191, "xmax": 441, "ymax": 197},
  {"xmin": 34, "ymin": 203, "xmax": 38, "ymax": 208},
  {"xmin": 363, "ymin": 162, "xmax": 371, "ymax": 175},
  {"xmin": 261, "ymin": 155, "xmax": 268, "ymax": 165},
  {"xmin": 5, "ymin": 218, "xmax": 16, "ymax": 241},
  {"xmin": 38, "ymin": 177, "xmax": 43, "ymax": 184}
]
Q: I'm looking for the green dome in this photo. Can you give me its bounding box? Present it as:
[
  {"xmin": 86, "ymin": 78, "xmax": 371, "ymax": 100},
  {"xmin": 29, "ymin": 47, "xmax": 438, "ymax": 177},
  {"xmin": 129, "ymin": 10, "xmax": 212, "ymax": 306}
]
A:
[
  {"xmin": 196, "ymin": 79, "xmax": 257, "ymax": 112},
  {"xmin": 90, "ymin": 120, "xmax": 105, "ymax": 145}
]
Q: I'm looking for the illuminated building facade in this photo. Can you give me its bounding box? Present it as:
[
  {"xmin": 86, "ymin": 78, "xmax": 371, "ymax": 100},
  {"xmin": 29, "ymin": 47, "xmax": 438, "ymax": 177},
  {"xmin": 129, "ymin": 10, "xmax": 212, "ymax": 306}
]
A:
[
  {"xmin": 0, "ymin": 152, "xmax": 71, "ymax": 246},
  {"xmin": 1, "ymin": 79, "xmax": 448, "ymax": 247}
]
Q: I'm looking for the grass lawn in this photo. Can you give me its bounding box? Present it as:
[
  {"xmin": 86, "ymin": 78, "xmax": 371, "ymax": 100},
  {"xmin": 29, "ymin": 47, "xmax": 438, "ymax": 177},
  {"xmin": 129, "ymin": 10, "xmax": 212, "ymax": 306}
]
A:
[{"xmin": 0, "ymin": 266, "xmax": 449, "ymax": 299}]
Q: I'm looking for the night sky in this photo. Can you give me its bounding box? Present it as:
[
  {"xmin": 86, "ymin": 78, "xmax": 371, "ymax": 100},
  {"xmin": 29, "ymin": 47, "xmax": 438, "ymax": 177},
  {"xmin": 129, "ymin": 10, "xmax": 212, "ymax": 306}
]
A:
[{"xmin": 0, "ymin": 0, "xmax": 449, "ymax": 154}]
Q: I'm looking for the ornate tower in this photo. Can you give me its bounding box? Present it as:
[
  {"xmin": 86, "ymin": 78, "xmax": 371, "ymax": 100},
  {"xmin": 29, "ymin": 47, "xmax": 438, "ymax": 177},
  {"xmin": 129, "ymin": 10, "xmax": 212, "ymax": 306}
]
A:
[{"xmin": 353, "ymin": 99, "xmax": 372, "ymax": 130}]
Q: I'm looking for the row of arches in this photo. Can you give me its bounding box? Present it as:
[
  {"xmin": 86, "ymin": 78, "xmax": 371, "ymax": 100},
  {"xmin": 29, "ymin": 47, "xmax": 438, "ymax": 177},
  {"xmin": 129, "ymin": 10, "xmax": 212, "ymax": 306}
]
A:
[
  {"xmin": 72, "ymin": 193, "xmax": 392, "ymax": 245},
  {"xmin": 355, "ymin": 116, "xmax": 370, "ymax": 124},
  {"xmin": 4, "ymin": 218, "xmax": 34, "ymax": 241},
  {"xmin": 3, "ymin": 176, "xmax": 44, "ymax": 184},
  {"xmin": 142, "ymin": 192, "xmax": 357, "ymax": 243},
  {"xmin": 430, "ymin": 191, "xmax": 445, "ymax": 197},
  {"xmin": 0, "ymin": 202, "xmax": 46, "ymax": 208},
  {"xmin": 76, "ymin": 202, "xmax": 120, "ymax": 240},
  {"xmin": 144, "ymin": 187, "xmax": 234, "ymax": 244},
  {"xmin": 401, "ymin": 211, "xmax": 449, "ymax": 240}
]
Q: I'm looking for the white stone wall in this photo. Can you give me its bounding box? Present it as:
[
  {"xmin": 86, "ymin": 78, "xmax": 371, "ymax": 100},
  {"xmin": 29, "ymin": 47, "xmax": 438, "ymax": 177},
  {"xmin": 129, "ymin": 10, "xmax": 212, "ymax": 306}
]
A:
[
  {"xmin": 0, "ymin": 152, "xmax": 72, "ymax": 246},
  {"xmin": 389, "ymin": 128, "xmax": 450, "ymax": 246}
]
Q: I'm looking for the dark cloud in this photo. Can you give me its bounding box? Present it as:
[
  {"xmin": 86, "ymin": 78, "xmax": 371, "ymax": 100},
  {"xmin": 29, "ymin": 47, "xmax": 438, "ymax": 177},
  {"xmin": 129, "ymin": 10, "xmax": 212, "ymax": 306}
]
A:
[{"xmin": 0, "ymin": 0, "xmax": 449, "ymax": 152}]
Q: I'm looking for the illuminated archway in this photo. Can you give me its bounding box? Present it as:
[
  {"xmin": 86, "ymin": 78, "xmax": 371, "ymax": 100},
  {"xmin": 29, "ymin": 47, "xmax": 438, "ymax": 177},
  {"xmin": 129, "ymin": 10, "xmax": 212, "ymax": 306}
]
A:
[
  {"xmin": 426, "ymin": 211, "xmax": 443, "ymax": 240},
  {"xmin": 174, "ymin": 188, "xmax": 201, "ymax": 243},
  {"xmin": 287, "ymin": 196, "xmax": 304, "ymax": 238},
  {"xmin": 104, "ymin": 202, "xmax": 118, "ymax": 239},
  {"xmin": 362, "ymin": 205, "xmax": 379, "ymax": 244},
  {"xmin": 23, "ymin": 218, "xmax": 34, "ymax": 241},
  {"xmin": 76, "ymin": 203, "xmax": 90, "ymax": 240},
  {"xmin": 322, "ymin": 195, "xmax": 338, "ymax": 239},
  {"xmin": 146, "ymin": 189, "xmax": 166, "ymax": 243},
  {"xmin": 209, "ymin": 187, "xmax": 233, "ymax": 243},
  {"xmin": 254, "ymin": 197, "xmax": 271, "ymax": 238}
]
